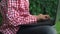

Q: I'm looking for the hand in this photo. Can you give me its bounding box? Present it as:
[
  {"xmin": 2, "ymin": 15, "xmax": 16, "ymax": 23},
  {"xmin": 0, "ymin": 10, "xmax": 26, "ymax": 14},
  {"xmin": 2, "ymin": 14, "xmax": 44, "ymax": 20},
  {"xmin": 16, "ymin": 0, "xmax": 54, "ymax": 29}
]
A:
[{"xmin": 37, "ymin": 14, "xmax": 50, "ymax": 20}]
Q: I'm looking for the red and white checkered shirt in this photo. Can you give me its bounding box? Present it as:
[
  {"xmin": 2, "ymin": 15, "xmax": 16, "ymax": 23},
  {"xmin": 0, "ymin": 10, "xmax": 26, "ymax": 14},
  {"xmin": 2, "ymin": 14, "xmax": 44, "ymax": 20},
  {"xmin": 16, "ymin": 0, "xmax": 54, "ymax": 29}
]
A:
[{"xmin": 0, "ymin": 0, "xmax": 37, "ymax": 34}]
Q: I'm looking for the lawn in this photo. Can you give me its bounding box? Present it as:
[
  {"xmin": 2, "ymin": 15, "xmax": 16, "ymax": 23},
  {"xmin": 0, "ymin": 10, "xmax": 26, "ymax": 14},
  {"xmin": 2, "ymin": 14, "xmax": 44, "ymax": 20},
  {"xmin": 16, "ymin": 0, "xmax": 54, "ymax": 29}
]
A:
[{"xmin": 55, "ymin": 21, "xmax": 60, "ymax": 34}]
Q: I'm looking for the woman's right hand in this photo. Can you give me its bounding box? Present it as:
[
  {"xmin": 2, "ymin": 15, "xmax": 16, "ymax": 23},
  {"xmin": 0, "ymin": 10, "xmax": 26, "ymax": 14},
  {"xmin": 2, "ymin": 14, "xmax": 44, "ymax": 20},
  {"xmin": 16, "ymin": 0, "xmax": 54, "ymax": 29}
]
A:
[{"xmin": 37, "ymin": 14, "xmax": 50, "ymax": 21}]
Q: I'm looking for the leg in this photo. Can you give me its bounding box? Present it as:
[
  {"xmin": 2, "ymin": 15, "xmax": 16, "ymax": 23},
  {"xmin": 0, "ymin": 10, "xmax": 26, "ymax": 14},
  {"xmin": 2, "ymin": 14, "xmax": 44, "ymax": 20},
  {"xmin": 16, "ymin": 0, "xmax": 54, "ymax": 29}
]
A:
[{"xmin": 17, "ymin": 26, "xmax": 57, "ymax": 34}]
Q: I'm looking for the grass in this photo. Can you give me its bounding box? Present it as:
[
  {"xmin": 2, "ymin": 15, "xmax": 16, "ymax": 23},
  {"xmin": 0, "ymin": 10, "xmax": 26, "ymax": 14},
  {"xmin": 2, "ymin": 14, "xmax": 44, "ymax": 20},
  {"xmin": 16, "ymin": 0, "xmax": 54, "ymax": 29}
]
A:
[{"xmin": 55, "ymin": 21, "xmax": 60, "ymax": 34}]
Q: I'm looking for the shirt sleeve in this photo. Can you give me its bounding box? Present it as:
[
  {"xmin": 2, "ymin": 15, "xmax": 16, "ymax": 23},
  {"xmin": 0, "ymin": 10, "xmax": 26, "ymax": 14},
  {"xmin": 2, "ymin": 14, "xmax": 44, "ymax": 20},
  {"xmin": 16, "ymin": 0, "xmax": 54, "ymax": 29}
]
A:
[
  {"xmin": 0, "ymin": 3, "xmax": 1, "ymax": 13},
  {"xmin": 6, "ymin": 7, "xmax": 38, "ymax": 26}
]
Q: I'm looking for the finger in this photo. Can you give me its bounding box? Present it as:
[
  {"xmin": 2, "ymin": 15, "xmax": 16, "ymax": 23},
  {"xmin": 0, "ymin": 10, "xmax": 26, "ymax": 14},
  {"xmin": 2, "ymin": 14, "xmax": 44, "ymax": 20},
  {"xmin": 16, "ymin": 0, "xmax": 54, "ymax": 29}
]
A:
[
  {"xmin": 41, "ymin": 16, "xmax": 47, "ymax": 20},
  {"xmin": 44, "ymin": 15, "xmax": 50, "ymax": 19},
  {"xmin": 38, "ymin": 14, "xmax": 43, "ymax": 16},
  {"xmin": 44, "ymin": 15, "xmax": 50, "ymax": 18}
]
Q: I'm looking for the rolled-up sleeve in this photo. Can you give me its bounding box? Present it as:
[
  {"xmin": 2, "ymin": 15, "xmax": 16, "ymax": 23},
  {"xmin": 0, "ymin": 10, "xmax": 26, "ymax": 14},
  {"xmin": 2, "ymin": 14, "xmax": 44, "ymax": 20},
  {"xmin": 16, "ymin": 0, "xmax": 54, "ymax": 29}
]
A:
[{"xmin": 6, "ymin": 7, "xmax": 38, "ymax": 26}]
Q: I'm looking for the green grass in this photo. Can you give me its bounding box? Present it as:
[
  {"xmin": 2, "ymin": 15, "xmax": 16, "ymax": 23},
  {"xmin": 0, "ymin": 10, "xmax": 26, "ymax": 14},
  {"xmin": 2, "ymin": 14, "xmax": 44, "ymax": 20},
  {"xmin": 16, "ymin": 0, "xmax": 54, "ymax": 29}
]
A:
[{"xmin": 55, "ymin": 21, "xmax": 60, "ymax": 34}]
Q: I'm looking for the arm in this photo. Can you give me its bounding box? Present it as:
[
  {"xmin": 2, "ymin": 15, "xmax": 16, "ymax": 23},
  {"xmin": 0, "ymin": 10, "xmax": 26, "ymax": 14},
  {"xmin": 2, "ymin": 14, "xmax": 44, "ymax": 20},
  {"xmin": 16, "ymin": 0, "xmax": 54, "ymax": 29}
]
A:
[
  {"xmin": 6, "ymin": 7, "xmax": 38, "ymax": 26},
  {"xmin": 6, "ymin": 0, "xmax": 39, "ymax": 26}
]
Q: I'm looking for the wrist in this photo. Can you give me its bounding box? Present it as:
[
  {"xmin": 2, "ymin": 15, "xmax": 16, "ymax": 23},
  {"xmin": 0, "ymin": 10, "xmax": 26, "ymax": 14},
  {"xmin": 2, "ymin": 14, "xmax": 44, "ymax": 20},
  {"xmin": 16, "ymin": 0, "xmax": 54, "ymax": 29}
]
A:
[
  {"xmin": 36, "ymin": 16, "xmax": 40, "ymax": 21},
  {"xmin": 32, "ymin": 15, "xmax": 40, "ymax": 21}
]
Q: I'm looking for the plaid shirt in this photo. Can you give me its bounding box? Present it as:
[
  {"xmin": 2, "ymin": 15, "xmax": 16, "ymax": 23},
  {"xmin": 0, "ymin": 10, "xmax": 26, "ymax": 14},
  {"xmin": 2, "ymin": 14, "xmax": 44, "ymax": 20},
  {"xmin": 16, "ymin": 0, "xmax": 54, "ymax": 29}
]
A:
[{"xmin": 0, "ymin": 0, "xmax": 37, "ymax": 34}]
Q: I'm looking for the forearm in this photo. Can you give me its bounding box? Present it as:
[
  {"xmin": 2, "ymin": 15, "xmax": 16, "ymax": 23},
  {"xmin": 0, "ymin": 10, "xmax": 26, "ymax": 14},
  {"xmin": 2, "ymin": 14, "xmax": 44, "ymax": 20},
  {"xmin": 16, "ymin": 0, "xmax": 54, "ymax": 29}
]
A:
[
  {"xmin": 7, "ymin": 15, "xmax": 38, "ymax": 26},
  {"xmin": 23, "ymin": 15, "xmax": 38, "ymax": 24}
]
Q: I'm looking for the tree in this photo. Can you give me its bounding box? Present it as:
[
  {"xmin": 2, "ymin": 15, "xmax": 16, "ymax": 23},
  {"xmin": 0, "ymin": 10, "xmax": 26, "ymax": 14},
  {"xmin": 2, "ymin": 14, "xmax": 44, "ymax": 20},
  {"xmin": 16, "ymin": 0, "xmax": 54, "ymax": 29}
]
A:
[{"xmin": 29, "ymin": 0, "xmax": 58, "ymax": 18}]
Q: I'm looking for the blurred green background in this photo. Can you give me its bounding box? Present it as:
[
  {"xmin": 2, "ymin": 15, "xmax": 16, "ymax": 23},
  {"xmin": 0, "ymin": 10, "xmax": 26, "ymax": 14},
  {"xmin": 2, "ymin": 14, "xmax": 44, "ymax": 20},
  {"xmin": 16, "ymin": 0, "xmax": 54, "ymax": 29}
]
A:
[
  {"xmin": 0, "ymin": 0, "xmax": 60, "ymax": 34},
  {"xmin": 29, "ymin": 0, "xmax": 58, "ymax": 18}
]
